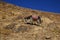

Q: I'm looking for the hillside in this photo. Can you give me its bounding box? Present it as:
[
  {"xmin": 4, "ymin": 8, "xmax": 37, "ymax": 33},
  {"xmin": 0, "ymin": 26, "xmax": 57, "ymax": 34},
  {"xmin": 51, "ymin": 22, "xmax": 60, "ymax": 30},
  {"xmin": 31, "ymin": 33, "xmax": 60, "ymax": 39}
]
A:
[{"xmin": 0, "ymin": 2, "xmax": 60, "ymax": 40}]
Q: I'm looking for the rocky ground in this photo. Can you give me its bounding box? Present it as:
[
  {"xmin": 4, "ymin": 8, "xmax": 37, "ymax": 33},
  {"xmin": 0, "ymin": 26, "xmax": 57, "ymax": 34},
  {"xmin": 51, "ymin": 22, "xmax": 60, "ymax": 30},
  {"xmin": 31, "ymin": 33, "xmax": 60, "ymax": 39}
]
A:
[{"xmin": 0, "ymin": 2, "xmax": 60, "ymax": 40}]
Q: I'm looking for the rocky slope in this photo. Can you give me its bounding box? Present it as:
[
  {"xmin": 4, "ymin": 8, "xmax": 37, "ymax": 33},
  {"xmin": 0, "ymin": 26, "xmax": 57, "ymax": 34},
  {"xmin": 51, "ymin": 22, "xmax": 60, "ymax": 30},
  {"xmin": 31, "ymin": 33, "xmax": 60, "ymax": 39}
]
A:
[{"xmin": 0, "ymin": 2, "xmax": 60, "ymax": 40}]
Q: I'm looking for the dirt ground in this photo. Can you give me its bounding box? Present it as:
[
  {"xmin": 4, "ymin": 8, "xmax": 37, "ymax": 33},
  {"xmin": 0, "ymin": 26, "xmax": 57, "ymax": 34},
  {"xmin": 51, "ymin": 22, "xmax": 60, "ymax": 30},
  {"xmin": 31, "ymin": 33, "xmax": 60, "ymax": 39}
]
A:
[{"xmin": 0, "ymin": 2, "xmax": 60, "ymax": 40}]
